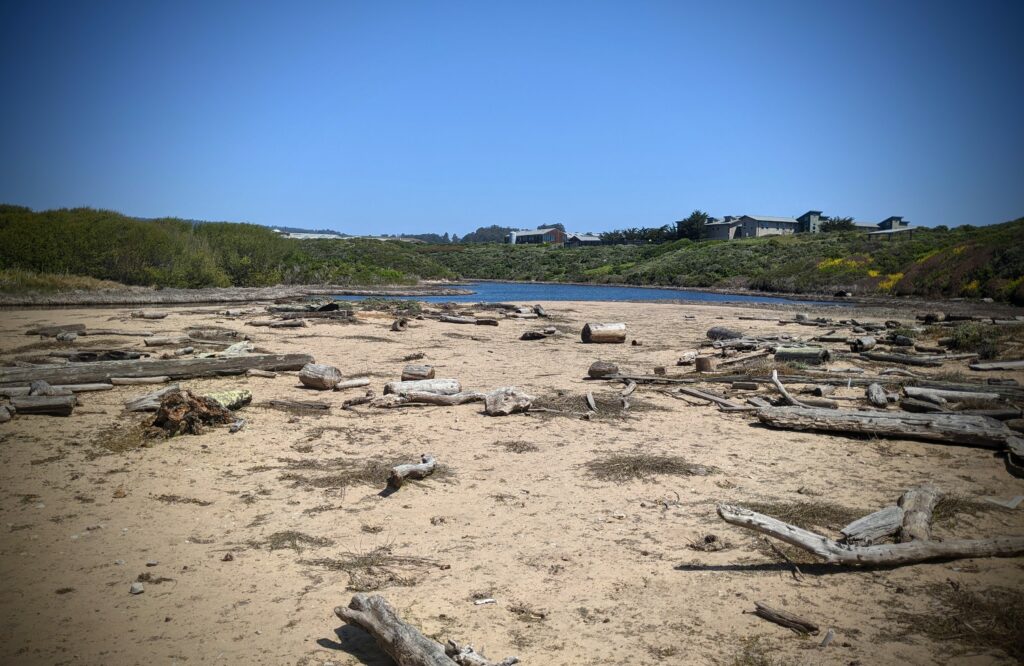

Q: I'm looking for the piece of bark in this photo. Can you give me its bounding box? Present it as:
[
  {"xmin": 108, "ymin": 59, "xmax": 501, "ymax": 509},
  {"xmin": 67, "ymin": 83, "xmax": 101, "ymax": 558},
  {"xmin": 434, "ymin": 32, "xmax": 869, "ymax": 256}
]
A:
[
  {"xmin": 55, "ymin": 331, "xmax": 78, "ymax": 342},
  {"xmin": 0, "ymin": 353, "xmax": 313, "ymax": 387},
  {"xmin": 246, "ymin": 369, "xmax": 277, "ymax": 378},
  {"xmin": 866, "ymin": 383, "xmax": 889, "ymax": 408},
  {"xmin": 124, "ymin": 385, "xmax": 182, "ymax": 412},
  {"xmin": 402, "ymin": 365, "xmax": 435, "ymax": 381},
  {"xmin": 391, "ymin": 318, "xmax": 409, "ymax": 332},
  {"xmin": 334, "ymin": 377, "xmax": 371, "ymax": 391},
  {"xmin": 904, "ymin": 386, "xmax": 1001, "ymax": 403},
  {"xmin": 840, "ymin": 505, "xmax": 904, "ymax": 544},
  {"xmin": 717, "ymin": 503, "xmax": 1024, "ymax": 565},
  {"xmin": 299, "ymin": 363, "xmax": 343, "ymax": 390},
  {"xmin": 384, "ymin": 379, "xmax": 462, "ymax": 396},
  {"xmin": 10, "ymin": 395, "xmax": 76, "ymax": 416},
  {"xmin": 749, "ymin": 601, "xmax": 819, "ymax": 635},
  {"xmin": 388, "ymin": 454, "xmax": 437, "ymax": 489},
  {"xmin": 707, "ymin": 326, "xmax": 743, "ymax": 341},
  {"xmin": 860, "ymin": 352, "xmax": 943, "ymax": 367},
  {"xmin": 898, "ymin": 484, "xmax": 941, "ymax": 542},
  {"xmin": 483, "ymin": 387, "xmax": 533, "ymax": 416},
  {"xmin": 588, "ymin": 361, "xmax": 619, "ymax": 378},
  {"xmin": 334, "ymin": 594, "xmax": 518, "ymax": 666},
  {"xmin": 774, "ymin": 347, "xmax": 831, "ymax": 365},
  {"xmin": 112, "ymin": 376, "xmax": 170, "ymax": 386},
  {"xmin": 581, "ymin": 323, "xmax": 626, "ymax": 344},
  {"xmin": 757, "ymin": 406, "xmax": 1014, "ymax": 448}
]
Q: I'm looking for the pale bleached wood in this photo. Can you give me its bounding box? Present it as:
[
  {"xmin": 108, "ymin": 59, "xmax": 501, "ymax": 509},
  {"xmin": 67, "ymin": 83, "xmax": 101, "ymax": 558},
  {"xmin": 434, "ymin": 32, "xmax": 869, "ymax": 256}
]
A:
[
  {"xmin": 840, "ymin": 505, "xmax": 903, "ymax": 544},
  {"xmin": 143, "ymin": 336, "xmax": 190, "ymax": 347},
  {"xmin": 717, "ymin": 503, "xmax": 1024, "ymax": 565},
  {"xmin": 384, "ymin": 379, "xmax": 462, "ymax": 396},
  {"xmin": 770, "ymin": 370, "xmax": 810, "ymax": 408},
  {"xmin": 0, "ymin": 383, "xmax": 112, "ymax": 398},
  {"xmin": 484, "ymin": 387, "xmax": 533, "ymax": 416},
  {"xmin": 298, "ymin": 363, "xmax": 342, "ymax": 390},
  {"xmin": 904, "ymin": 386, "xmax": 1001, "ymax": 403},
  {"xmin": 898, "ymin": 484, "xmax": 941, "ymax": 542},
  {"xmin": 333, "ymin": 377, "xmax": 370, "ymax": 391},
  {"xmin": 402, "ymin": 365, "xmax": 435, "ymax": 381},
  {"xmin": 111, "ymin": 376, "xmax": 170, "ymax": 385},
  {"xmin": 970, "ymin": 359, "xmax": 1024, "ymax": 371},
  {"xmin": 860, "ymin": 351, "xmax": 943, "ymax": 367},
  {"xmin": 865, "ymin": 383, "xmax": 889, "ymax": 408},
  {"xmin": 756, "ymin": 406, "xmax": 1014, "ymax": 448},
  {"xmin": 125, "ymin": 384, "xmax": 181, "ymax": 412},
  {"xmin": 774, "ymin": 347, "xmax": 830, "ymax": 365},
  {"xmin": 388, "ymin": 454, "xmax": 437, "ymax": 489},
  {"xmin": 439, "ymin": 315, "xmax": 476, "ymax": 325},
  {"xmin": 677, "ymin": 386, "xmax": 744, "ymax": 409},
  {"xmin": 581, "ymin": 322, "xmax": 626, "ymax": 344},
  {"xmin": 0, "ymin": 353, "xmax": 313, "ymax": 387}
]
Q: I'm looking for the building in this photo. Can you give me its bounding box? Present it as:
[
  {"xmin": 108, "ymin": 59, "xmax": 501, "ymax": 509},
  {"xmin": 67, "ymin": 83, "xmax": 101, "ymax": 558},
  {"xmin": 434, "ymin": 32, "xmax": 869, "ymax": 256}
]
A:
[
  {"xmin": 565, "ymin": 233, "xmax": 602, "ymax": 247},
  {"xmin": 706, "ymin": 211, "xmax": 910, "ymax": 240},
  {"xmin": 506, "ymin": 228, "xmax": 567, "ymax": 245}
]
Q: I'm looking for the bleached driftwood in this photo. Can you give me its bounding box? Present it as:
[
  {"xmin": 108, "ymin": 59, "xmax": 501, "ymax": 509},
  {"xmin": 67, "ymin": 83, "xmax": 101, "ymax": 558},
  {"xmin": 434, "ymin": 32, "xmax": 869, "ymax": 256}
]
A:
[
  {"xmin": 865, "ymin": 383, "xmax": 889, "ymax": 408},
  {"xmin": 388, "ymin": 454, "xmax": 437, "ymax": 489},
  {"xmin": 774, "ymin": 347, "xmax": 830, "ymax": 365},
  {"xmin": 770, "ymin": 370, "xmax": 810, "ymax": 408},
  {"xmin": 334, "ymin": 377, "xmax": 370, "ymax": 391},
  {"xmin": 384, "ymin": 379, "xmax": 462, "ymax": 396},
  {"xmin": 0, "ymin": 383, "xmax": 112, "ymax": 398},
  {"xmin": 849, "ymin": 336, "xmax": 876, "ymax": 352},
  {"xmin": 970, "ymin": 359, "xmax": 1024, "ymax": 371},
  {"xmin": 904, "ymin": 386, "xmax": 1001, "ymax": 403},
  {"xmin": 581, "ymin": 323, "xmax": 626, "ymax": 344},
  {"xmin": 717, "ymin": 504, "xmax": 1024, "ymax": 566},
  {"xmin": 111, "ymin": 376, "xmax": 170, "ymax": 386},
  {"xmin": 299, "ymin": 363, "xmax": 342, "ymax": 390},
  {"xmin": 484, "ymin": 387, "xmax": 534, "ymax": 416},
  {"xmin": 860, "ymin": 352, "xmax": 943, "ymax": 367},
  {"xmin": 840, "ymin": 505, "xmax": 903, "ymax": 544},
  {"xmin": 897, "ymin": 484, "xmax": 941, "ymax": 543},
  {"xmin": 125, "ymin": 384, "xmax": 182, "ymax": 412},
  {"xmin": 588, "ymin": 361, "xmax": 619, "ymax": 378},
  {"xmin": 439, "ymin": 315, "xmax": 476, "ymax": 325},
  {"xmin": 402, "ymin": 365, "xmax": 435, "ymax": 381},
  {"xmin": 334, "ymin": 594, "xmax": 518, "ymax": 666}
]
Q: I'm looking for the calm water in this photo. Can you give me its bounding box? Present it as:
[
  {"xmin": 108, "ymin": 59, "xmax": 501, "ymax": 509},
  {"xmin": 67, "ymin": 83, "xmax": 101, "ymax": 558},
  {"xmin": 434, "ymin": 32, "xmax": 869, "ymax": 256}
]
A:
[{"xmin": 335, "ymin": 281, "xmax": 843, "ymax": 306}]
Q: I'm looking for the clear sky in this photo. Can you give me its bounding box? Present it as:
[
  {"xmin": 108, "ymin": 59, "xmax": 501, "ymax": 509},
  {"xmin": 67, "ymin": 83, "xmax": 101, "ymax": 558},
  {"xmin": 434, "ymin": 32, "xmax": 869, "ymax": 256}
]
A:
[{"xmin": 1, "ymin": 1, "xmax": 1022, "ymax": 234}]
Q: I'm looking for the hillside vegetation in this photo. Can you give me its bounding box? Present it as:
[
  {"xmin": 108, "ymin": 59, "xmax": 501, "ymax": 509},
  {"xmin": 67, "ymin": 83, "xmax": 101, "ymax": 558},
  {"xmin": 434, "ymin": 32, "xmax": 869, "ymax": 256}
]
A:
[
  {"xmin": 421, "ymin": 218, "xmax": 1024, "ymax": 303},
  {"xmin": 0, "ymin": 205, "xmax": 454, "ymax": 289}
]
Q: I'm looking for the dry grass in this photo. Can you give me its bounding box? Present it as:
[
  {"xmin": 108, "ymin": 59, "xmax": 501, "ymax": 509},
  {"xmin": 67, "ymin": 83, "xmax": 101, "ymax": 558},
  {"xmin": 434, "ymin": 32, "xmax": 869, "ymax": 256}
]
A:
[
  {"xmin": 154, "ymin": 494, "xmax": 213, "ymax": 506},
  {"xmin": 892, "ymin": 582, "xmax": 1024, "ymax": 661},
  {"xmin": 251, "ymin": 530, "xmax": 333, "ymax": 553},
  {"xmin": 932, "ymin": 494, "xmax": 1005, "ymax": 526},
  {"xmin": 90, "ymin": 421, "xmax": 154, "ymax": 457},
  {"xmin": 302, "ymin": 544, "xmax": 437, "ymax": 591},
  {"xmin": 585, "ymin": 452, "xmax": 714, "ymax": 482},
  {"xmin": 728, "ymin": 636, "xmax": 797, "ymax": 666},
  {"xmin": 279, "ymin": 455, "xmax": 453, "ymax": 490},
  {"xmin": 0, "ymin": 268, "xmax": 125, "ymax": 293},
  {"xmin": 741, "ymin": 499, "xmax": 866, "ymax": 532},
  {"xmin": 533, "ymin": 390, "xmax": 666, "ymax": 420},
  {"xmin": 495, "ymin": 440, "xmax": 539, "ymax": 453}
]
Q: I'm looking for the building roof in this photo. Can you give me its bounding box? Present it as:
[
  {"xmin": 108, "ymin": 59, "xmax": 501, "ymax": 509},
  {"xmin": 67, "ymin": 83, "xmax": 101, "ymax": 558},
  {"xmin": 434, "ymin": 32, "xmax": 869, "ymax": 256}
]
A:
[
  {"xmin": 567, "ymin": 233, "xmax": 601, "ymax": 241},
  {"xmin": 740, "ymin": 215, "xmax": 799, "ymax": 224},
  {"xmin": 513, "ymin": 228, "xmax": 561, "ymax": 237},
  {"xmin": 867, "ymin": 227, "xmax": 915, "ymax": 235}
]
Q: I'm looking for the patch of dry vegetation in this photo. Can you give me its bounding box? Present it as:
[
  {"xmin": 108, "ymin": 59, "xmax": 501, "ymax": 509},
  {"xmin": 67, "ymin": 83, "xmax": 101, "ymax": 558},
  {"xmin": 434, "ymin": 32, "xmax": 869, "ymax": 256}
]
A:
[
  {"xmin": 251, "ymin": 531, "xmax": 333, "ymax": 553},
  {"xmin": 741, "ymin": 499, "xmax": 865, "ymax": 532},
  {"xmin": 533, "ymin": 390, "xmax": 666, "ymax": 420},
  {"xmin": 585, "ymin": 451, "xmax": 714, "ymax": 482},
  {"xmin": 278, "ymin": 455, "xmax": 452, "ymax": 491},
  {"xmin": 302, "ymin": 544, "xmax": 438, "ymax": 591}
]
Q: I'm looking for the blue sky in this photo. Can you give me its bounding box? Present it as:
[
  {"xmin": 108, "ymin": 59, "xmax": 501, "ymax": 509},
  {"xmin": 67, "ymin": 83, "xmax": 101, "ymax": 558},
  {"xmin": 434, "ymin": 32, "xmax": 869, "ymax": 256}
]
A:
[{"xmin": 1, "ymin": 1, "xmax": 1022, "ymax": 234}]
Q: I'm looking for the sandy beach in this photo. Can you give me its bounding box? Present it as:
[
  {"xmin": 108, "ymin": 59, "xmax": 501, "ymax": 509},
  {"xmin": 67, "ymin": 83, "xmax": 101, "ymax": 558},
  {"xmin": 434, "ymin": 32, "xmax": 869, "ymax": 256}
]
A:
[{"xmin": 1, "ymin": 299, "xmax": 1022, "ymax": 666}]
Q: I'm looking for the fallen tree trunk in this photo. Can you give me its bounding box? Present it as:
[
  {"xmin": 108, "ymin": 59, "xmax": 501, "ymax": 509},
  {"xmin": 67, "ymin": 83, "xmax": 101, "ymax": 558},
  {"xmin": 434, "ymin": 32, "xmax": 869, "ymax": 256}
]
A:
[
  {"xmin": 860, "ymin": 352, "xmax": 943, "ymax": 367},
  {"xmin": 904, "ymin": 386, "xmax": 1001, "ymax": 403},
  {"xmin": 388, "ymin": 454, "xmax": 437, "ymax": 489},
  {"xmin": 774, "ymin": 347, "xmax": 830, "ymax": 365},
  {"xmin": 898, "ymin": 484, "xmax": 941, "ymax": 542},
  {"xmin": 334, "ymin": 594, "xmax": 518, "ymax": 666},
  {"xmin": 581, "ymin": 323, "xmax": 626, "ymax": 344},
  {"xmin": 26, "ymin": 323, "xmax": 86, "ymax": 337},
  {"xmin": 0, "ymin": 383, "xmax": 112, "ymax": 398},
  {"xmin": 756, "ymin": 406, "xmax": 1015, "ymax": 448},
  {"xmin": 111, "ymin": 376, "xmax": 170, "ymax": 385},
  {"xmin": 10, "ymin": 395, "xmax": 76, "ymax": 416},
  {"xmin": 970, "ymin": 359, "xmax": 1024, "ymax": 371},
  {"xmin": 299, "ymin": 363, "xmax": 343, "ymax": 390},
  {"xmin": 0, "ymin": 353, "xmax": 314, "ymax": 387},
  {"xmin": 439, "ymin": 315, "xmax": 476, "ymax": 325},
  {"xmin": 717, "ymin": 504, "xmax": 1024, "ymax": 566},
  {"xmin": 384, "ymin": 379, "xmax": 462, "ymax": 396},
  {"xmin": 400, "ymin": 391, "xmax": 486, "ymax": 406},
  {"xmin": 402, "ymin": 365, "xmax": 435, "ymax": 381},
  {"xmin": 125, "ymin": 384, "xmax": 181, "ymax": 412},
  {"xmin": 334, "ymin": 377, "xmax": 370, "ymax": 391}
]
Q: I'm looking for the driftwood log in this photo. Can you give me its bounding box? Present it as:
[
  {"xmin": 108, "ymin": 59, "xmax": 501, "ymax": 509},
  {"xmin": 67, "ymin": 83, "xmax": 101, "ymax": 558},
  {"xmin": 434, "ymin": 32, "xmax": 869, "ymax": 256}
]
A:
[
  {"xmin": 774, "ymin": 347, "xmax": 830, "ymax": 365},
  {"xmin": 388, "ymin": 454, "xmax": 437, "ymax": 489},
  {"xmin": 865, "ymin": 383, "xmax": 889, "ymax": 408},
  {"xmin": 439, "ymin": 315, "xmax": 476, "ymax": 325},
  {"xmin": 0, "ymin": 406, "xmax": 11, "ymax": 423},
  {"xmin": 111, "ymin": 376, "xmax": 170, "ymax": 385},
  {"xmin": 384, "ymin": 379, "xmax": 462, "ymax": 396},
  {"xmin": 0, "ymin": 383, "xmax": 112, "ymax": 398},
  {"xmin": 299, "ymin": 363, "xmax": 343, "ymax": 390},
  {"xmin": 904, "ymin": 386, "xmax": 1001, "ymax": 403},
  {"xmin": 0, "ymin": 353, "xmax": 313, "ymax": 387},
  {"xmin": 10, "ymin": 395, "xmax": 76, "ymax": 416},
  {"xmin": 334, "ymin": 594, "xmax": 518, "ymax": 666},
  {"xmin": 840, "ymin": 505, "xmax": 903, "ymax": 544},
  {"xmin": 588, "ymin": 361, "xmax": 619, "ymax": 378},
  {"xmin": 402, "ymin": 365, "xmax": 435, "ymax": 381},
  {"xmin": 897, "ymin": 484, "xmax": 941, "ymax": 542},
  {"xmin": 707, "ymin": 326, "xmax": 743, "ymax": 341},
  {"xmin": 756, "ymin": 406, "xmax": 1017, "ymax": 448},
  {"xmin": 749, "ymin": 601, "xmax": 819, "ymax": 635},
  {"xmin": 581, "ymin": 323, "xmax": 626, "ymax": 344},
  {"xmin": 860, "ymin": 352, "xmax": 943, "ymax": 367},
  {"xmin": 125, "ymin": 385, "xmax": 181, "ymax": 412},
  {"xmin": 717, "ymin": 504, "xmax": 1024, "ymax": 566},
  {"xmin": 334, "ymin": 377, "xmax": 371, "ymax": 391},
  {"xmin": 970, "ymin": 359, "xmax": 1024, "ymax": 371},
  {"xmin": 391, "ymin": 318, "xmax": 409, "ymax": 332},
  {"xmin": 247, "ymin": 368, "xmax": 277, "ymax": 378}
]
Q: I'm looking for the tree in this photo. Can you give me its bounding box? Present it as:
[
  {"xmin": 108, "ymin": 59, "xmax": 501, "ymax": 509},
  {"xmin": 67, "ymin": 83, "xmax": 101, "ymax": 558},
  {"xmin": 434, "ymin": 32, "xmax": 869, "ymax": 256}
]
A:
[
  {"xmin": 459, "ymin": 225, "xmax": 514, "ymax": 243},
  {"xmin": 676, "ymin": 210, "xmax": 709, "ymax": 241},
  {"xmin": 821, "ymin": 216, "xmax": 855, "ymax": 232},
  {"xmin": 540, "ymin": 223, "xmax": 566, "ymax": 232}
]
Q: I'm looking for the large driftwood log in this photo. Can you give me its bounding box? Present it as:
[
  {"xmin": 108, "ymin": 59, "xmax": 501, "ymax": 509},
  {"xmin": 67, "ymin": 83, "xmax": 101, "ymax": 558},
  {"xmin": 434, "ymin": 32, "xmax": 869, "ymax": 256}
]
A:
[
  {"xmin": 299, "ymin": 363, "xmax": 343, "ymax": 390},
  {"xmin": 865, "ymin": 383, "xmax": 889, "ymax": 408},
  {"xmin": 897, "ymin": 484, "xmax": 941, "ymax": 542},
  {"xmin": 10, "ymin": 395, "xmax": 76, "ymax": 416},
  {"xmin": 774, "ymin": 347, "xmax": 830, "ymax": 365},
  {"xmin": 970, "ymin": 359, "xmax": 1024, "ymax": 371},
  {"xmin": 111, "ymin": 376, "xmax": 170, "ymax": 385},
  {"xmin": 439, "ymin": 315, "xmax": 476, "ymax": 325},
  {"xmin": 860, "ymin": 352, "xmax": 943, "ymax": 367},
  {"xmin": 717, "ymin": 504, "xmax": 1024, "ymax": 566},
  {"xmin": 388, "ymin": 454, "xmax": 437, "ymax": 489},
  {"xmin": 26, "ymin": 323, "xmax": 87, "ymax": 337},
  {"xmin": 334, "ymin": 377, "xmax": 371, "ymax": 391},
  {"xmin": 335, "ymin": 594, "xmax": 517, "ymax": 666},
  {"xmin": 384, "ymin": 379, "xmax": 462, "ymax": 396},
  {"xmin": 402, "ymin": 365, "xmax": 435, "ymax": 381},
  {"xmin": 0, "ymin": 383, "xmax": 112, "ymax": 398},
  {"xmin": 401, "ymin": 391, "xmax": 486, "ymax": 406},
  {"xmin": 904, "ymin": 386, "xmax": 1001, "ymax": 403},
  {"xmin": 0, "ymin": 353, "xmax": 313, "ymax": 387},
  {"xmin": 849, "ymin": 336, "xmax": 876, "ymax": 352},
  {"xmin": 581, "ymin": 323, "xmax": 626, "ymax": 344},
  {"xmin": 756, "ymin": 406, "xmax": 1015, "ymax": 448}
]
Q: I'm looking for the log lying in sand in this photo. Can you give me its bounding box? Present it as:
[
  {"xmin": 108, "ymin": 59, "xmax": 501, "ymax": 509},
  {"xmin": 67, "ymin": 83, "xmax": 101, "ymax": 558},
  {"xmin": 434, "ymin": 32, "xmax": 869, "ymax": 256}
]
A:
[
  {"xmin": 398, "ymin": 391, "xmax": 486, "ymax": 406},
  {"xmin": 391, "ymin": 318, "xmax": 409, "ymax": 332},
  {"xmin": 581, "ymin": 323, "xmax": 626, "ymax": 344},
  {"xmin": 26, "ymin": 323, "xmax": 86, "ymax": 337},
  {"xmin": 111, "ymin": 376, "xmax": 170, "ymax": 386},
  {"xmin": 970, "ymin": 359, "xmax": 1024, "ymax": 371},
  {"xmin": 0, "ymin": 383, "xmax": 112, "ymax": 398},
  {"xmin": 130, "ymin": 310, "xmax": 168, "ymax": 320},
  {"xmin": 749, "ymin": 601, "xmax": 819, "ymax": 635},
  {"xmin": 125, "ymin": 385, "xmax": 182, "ymax": 412},
  {"xmin": 903, "ymin": 386, "xmax": 1001, "ymax": 403},
  {"xmin": 299, "ymin": 363, "xmax": 343, "ymax": 390},
  {"xmin": 865, "ymin": 383, "xmax": 889, "ymax": 408},
  {"xmin": 588, "ymin": 361, "xmax": 619, "ymax": 378},
  {"xmin": 484, "ymin": 387, "xmax": 534, "ymax": 416},
  {"xmin": 10, "ymin": 395, "xmax": 76, "ymax": 416},
  {"xmin": 848, "ymin": 336, "xmax": 876, "ymax": 352},
  {"xmin": 706, "ymin": 326, "xmax": 743, "ymax": 341},
  {"xmin": 774, "ymin": 347, "xmax": 830, "ymax": 365},
  {"xmin": 717, "ymin": 504, "xmax": 1024, "ymax": 566},
  {"xmin": 756, "ymin": 406, "xmax": 1016, "ymax": 448},
  {"xmin": 334, "ymin": 377, "xmax": 370, "ymax": 391},
  {"xmin": 840, "ymin": 505, "xmax": 904, "ymax": 544},
  {"xmin": 334, "ymin": 594, "xmax": 518, "ymax": 666},
  {"xmin": 388, "ymin": 454, "xmax": 437, "ymax": 489},
  {"xmin": 860, "ymin": 351, "xmax": 943, "ymax": 367},
  {"xmin": 384, "ymin": 379, "xmax": 462, "ymax": 396},
  {"xmin": 897, "ymin": 484, "xmax": 941, "ymax": 543},
  {"xmin": 402, "ymin": 365, "xmax": 435, "ymax": 381},
  {"xmin": 246, "ymin": 369, "xmax": 277, "ymax": 379},
  {"xmin": 0, "ymin": 353, "xmax": 313, "ymax": 387},
  {"xmin": 439, "ymin": 315, "xmax": 477, "ymax": 325},
  {"xmin": 143, "ymin": 336, "xmax": 190, "ymax": 347}
]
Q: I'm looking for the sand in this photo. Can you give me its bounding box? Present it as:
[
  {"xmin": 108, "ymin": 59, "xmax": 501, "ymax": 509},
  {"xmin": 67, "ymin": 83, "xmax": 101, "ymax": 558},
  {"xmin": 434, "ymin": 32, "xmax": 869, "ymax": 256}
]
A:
[{"xmin": 0, "ymin": 299, "xmax": 1022, "ymax": 666}]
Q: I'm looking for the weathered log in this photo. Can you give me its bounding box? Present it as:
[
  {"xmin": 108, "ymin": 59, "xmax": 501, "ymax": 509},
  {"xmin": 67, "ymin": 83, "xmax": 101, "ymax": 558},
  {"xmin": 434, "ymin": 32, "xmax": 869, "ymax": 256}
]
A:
[
  {"xmin": 774, "ymin": 347, "xmax": 831, "ymax": 365},
  {"xmin": 402, "ymin": 365, "xmax": 435, "ymax": 381},
  {"xmin": 904, "ymin": 386, "xmax": 1001, "ymax": 403},
  {"xmin": 334, "ymin": 594, "xmax": 518, "ymax": 666},
  {"xmin": 55, "ymin": 331, "xmax": 78, "ymax": 342},
  {"xmin": 474, "ymin": 317, "xmax": 499, "ymax": 326},
  {"xmin": 588, "ymin": 361, "xmax": 619, "ymax": 378},
  {"xmin": 143, "ymin": 336, "xmax": 190, "ymax": 347},
  {"xmin": 384, "ymin": 379, "xmax": 461, "ymax": 396},
  {"xmin": 840, "ymin": 505, "xmax": 903, "ymax": 544},
  {"xmin": 130, "ymin": 310, "xmax": 168, "ymax": 320},
  {"xmin": 717, "ymin": 503, "xmax": 1024, "ymax": 566},
  {"xmin": 958, "ymin": 408, "xmax": 1022, "ymax": 420},
  {"xmin": 850, "ymin": 337, "xmax": 877, "ymax": 353},
  {"xmin": 532, "ymin": 304, "xmax": 547, "ymax": 318},
  {"xmin": 270, "ymin": 399, "xmax": 330, "ymax": 411},
  {"xmin": 806, "ymin": 385, "xmax": 836, "ymax": 397},
  {"xmin": 397, "ymin": 391, "xmax": 487, "ymax": 406},
  {"xmin": 391, "ymin": 318, "xmax": 409, "ymax": 332},
  {"xmin": 29, "ymin": 380, "xmax": 71, "ymax": 396},
  {"xmin": 334, "ymin": 377, "xmax": 371, "ymax": 391},
  {"xmin": 246, "ymin": 368, "xmax": 277, "ymax": 378},
  {"xmin": 26, "ymin": 323, "xmax": 86, "ymax": 337},
  {"xmin": 707, "ymin": 326, "xmax": 743, "ymax": 341},
  {"xmin": 581, "ymin": 323, "xmax": 626, "ymax": 344},
  {"xmin": 388, "ymin": 454, "xmax": 437, "ymax": 489},
  {"xmin": 77, "ymin": 328, "xmax": 154, "ymax": 337},
  {"xmin": 67, "ymin": 350, "xmax": 148, "ymax": 363},
  {"xmin": 914, "ymin": 344, "xmax": 945, "ymax": 354},
  {"xmin": 0, "ymin": 353, "xmax": 313, "ymax": 387},
  {"xmin": 719, "ymin": 349, "xmax": 771, "ymax": 366},
  {"xmin": 279, "ymin": 310, "xmax": 353, "ymax": 320},
  {"xmin": 860, "ymin": 352, "xmax": 943, "ymax": 367},
  {"xmin": 446, "ymin": 641, "xmax": 520, "ymax": 666},
  {"xmin": 484, "ymin": 387, "xmax": 533, "ymax": 416},
  {"xmin": 439, "ymin": 315, "xmax": 476, "ymax": 325},
  {"xmin": 677, "ymin": 387, "xmax": 744, "ymax": 409},
  {"xmin": 969, "ymin": 359, "xmax": 1024, "ymax": 371},
  {"xmin": 520, "ymin": 331, "xmax": 547, "ymax": 340},
  {"xmin": 10, "ymin": 395, "xmax": 76, "ymax": 416},
  {"xmin": 749, "ymin": 601, "xmax": 819, "ymax": 635},
  {"xmin": 0, "ymin": 383, "xmax": 112, "ymax": 398},
  {"xmin": 299, "ymin": 363, "xmax": 343, "ymax": 390},
  {"xmin": 865, "ymin": 383, "xmax": 889, "ymax": 408},
  {"xmin": 125, "ymin": 384, "xmax": 182, "ymax": 412},
  {"xmin": 342, "ymin": 391, "xmax": 376, "ymax": 410},
  {"xmin": 187, "ymin": 327, "xmax": 242, "ymax": 341},
  {"xmin": 0, "ymin": 405, "xmax": 11, "ymax": 423},
  {"xmin": 270, "ymin": 319, "xmax": 307, "ymax": 328},
  {"xmin": 900, "ymin": 397, "xmax": 948, "ymax": 413},
  {"xmin": 732, "ymin": 381, "xmax": 759, "ymax": 391},
  {"xmin": 770, "ymin": 370, "xmax": 809, "ymax": 408},
  {"xmin": 111, "ymin": 376, "xmax": 170, "ymax": 386},
  {"xmin": 898, "ymin": 484, "xmax": 941, "ymax": 542},
  {"xmin": 694, "ymin": 357, "xmax": 716, "ymax": 373},
  {"xmin": 757, "ymin": 406, "xmax": 1015, "ymax": 448}
]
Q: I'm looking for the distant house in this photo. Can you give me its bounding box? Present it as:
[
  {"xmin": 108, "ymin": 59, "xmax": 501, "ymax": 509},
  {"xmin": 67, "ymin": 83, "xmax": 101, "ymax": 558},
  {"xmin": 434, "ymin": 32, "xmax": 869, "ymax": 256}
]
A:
[
  {"xmin": 506, "ymin": 228, "xmax": 566, "ymax": 245},
  {"xmin": 565, "ymin": 232, "xmax": 602, "ymax": 247},
  {"xmin": 706, "ymin": 210, "xmax": 911, "ymax": 240}
]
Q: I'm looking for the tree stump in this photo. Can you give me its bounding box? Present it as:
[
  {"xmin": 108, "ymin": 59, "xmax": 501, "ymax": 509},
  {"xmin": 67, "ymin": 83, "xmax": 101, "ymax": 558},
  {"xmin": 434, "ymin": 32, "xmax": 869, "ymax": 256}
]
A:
[
  {"xmin": 150, "ymin": 389, "xmax": 233, "ymax": 436},
  {"xmin": 299, "ymin": 363, "xmax": 343, "ymax": 390}
]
